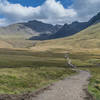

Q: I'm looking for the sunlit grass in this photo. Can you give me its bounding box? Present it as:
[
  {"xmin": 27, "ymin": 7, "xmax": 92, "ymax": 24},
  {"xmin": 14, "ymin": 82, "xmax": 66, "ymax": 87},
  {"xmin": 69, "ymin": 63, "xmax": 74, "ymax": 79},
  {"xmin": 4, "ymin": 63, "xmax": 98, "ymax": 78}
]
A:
[
  {"xmin": 0, "ymin": 67, "xmax": 74, "ymax": 94},
  {"xmin": 0, "ymin": 48, "xmax": 75, "ymax": 94},
  {"xmin": 71, "ymin": 52, "xmax": 100, "ymax": 100}
]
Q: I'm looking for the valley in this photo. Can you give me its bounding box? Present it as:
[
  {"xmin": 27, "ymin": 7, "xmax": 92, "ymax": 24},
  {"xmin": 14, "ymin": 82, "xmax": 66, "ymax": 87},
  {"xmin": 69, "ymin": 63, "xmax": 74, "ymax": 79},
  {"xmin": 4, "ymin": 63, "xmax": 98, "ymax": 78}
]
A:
[
  {"xmin": 0, "ymin": 48, "xmax": 76, "ymax": 94},
  {"xmin": 0, "ymin": 12, "xmax": 99, "ymax": 100}
]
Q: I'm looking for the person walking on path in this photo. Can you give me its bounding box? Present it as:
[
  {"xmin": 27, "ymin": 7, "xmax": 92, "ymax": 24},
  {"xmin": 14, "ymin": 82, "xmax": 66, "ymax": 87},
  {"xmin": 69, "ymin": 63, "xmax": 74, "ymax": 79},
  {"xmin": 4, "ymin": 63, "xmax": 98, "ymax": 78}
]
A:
[{"xmin": 65, "ymin": 52, "xmax": 76, "ymax": 68}]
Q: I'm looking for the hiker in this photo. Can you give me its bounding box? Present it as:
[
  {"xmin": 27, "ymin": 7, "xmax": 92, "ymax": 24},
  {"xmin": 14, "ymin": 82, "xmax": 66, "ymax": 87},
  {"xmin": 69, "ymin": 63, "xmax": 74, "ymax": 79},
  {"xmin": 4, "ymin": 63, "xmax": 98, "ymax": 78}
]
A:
[{"xmin": 65, "ymin": 53, "xmax": 76, "ymax": 68}]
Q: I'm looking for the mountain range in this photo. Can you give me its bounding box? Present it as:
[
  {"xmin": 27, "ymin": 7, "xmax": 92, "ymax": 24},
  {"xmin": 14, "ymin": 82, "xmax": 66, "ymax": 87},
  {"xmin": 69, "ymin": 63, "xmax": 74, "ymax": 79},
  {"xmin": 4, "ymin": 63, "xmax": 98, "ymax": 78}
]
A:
[
  {"xmin": 32, "ymin": 21, "xmax": 100, "ymax": 52},
  {"xmin": 30, "ymin": 12, "xmax": 100, "ymax": 40},
  {"xmin": 0, "ymin": 12, "xmax": 100, "ymax": 41},
  {"xmin": 0, "ymin": 20, "xmax": 62, "ymax": 40}
]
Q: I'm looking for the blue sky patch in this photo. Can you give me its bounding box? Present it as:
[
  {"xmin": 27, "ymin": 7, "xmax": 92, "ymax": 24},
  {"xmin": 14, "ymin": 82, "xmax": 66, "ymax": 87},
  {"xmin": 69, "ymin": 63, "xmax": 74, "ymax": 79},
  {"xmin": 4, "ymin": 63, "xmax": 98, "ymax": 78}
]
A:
[{"xmin": 8, "ymin": 0, "xmax": 73, "ymax": 8}]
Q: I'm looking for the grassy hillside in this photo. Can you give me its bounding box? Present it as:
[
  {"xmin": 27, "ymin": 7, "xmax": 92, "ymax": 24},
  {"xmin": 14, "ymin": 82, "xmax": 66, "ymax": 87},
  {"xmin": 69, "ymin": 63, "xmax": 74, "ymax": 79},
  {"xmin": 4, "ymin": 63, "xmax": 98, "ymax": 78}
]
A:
[
  {"xmin": 30, "ymin": 22, "xmax": 100, "ymax": 100},
  {"xmin": 0, "ymin": 48, "xmax": 76, "ymax": 94},
  {"xmin": 70, "ymin": 52, "xmax": 100, "ymax": 100},
  {"xmin": 0, "ymin": 23, "xmax": 39, "ymax": 48},
  {"xmin": 31, "ymin": 23, "xmax": 100, "ymax": 52},
  {"xmin": 87, "ymin": 67, "xmax": 100, "ymax": 100},
  {"xmin": 0, "ymin": 24, "xmax": 38, "ymax": 39},
  {"xmin": 0, "ymin": 67, "xmax": 74, "ymax": 94},
  {"xmin": 1, "ymin": 22, "xmax": 100, "ymax": 50},
  {"xmin": 0, "ymin": 40, "xmax": 13, "ymax": 48},
  {"xmin": 0, "ymin": 20, "xmax": 99, "ymax": 97},
  {"xmin": 0, "ymin": 39, "xmax": 36, "ymax": 49}
]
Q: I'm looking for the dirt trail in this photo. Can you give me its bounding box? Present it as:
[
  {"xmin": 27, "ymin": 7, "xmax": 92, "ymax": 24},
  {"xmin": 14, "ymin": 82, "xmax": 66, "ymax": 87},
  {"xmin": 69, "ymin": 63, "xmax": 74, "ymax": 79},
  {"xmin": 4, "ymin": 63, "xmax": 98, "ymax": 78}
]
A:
[
  {"xmin": 32, "ymin": 70, "xmax": 92, "ymax": 100},
  {"xmin": 0, "ymin": 70, "xmax": 93, "ymax": 100}
]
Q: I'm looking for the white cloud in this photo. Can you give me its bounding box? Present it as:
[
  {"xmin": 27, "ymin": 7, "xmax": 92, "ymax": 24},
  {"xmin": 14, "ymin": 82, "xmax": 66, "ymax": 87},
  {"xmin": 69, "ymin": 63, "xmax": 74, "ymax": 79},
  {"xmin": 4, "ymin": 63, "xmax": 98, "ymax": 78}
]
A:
[
  {"xmin": 0, "ymin": 0, "xmax": 41, "ymax": 22},
  {"xmin": 0, "ymin": 0, "xmax": 77, "ymax": 26},
  {"xmin": 71, "ymin": 0, "xmax": 100, "ymax": 21},
  {"xmin": 0, "ymin": 18, "xmax": 8, "ymax": 26},
  {"xmin": 40, "ymin": 0, "xmax": 76, "ymax": 18},
  {"xmin": 38, "ymin": 0, "xmax": 77, "ymax": 24},
  {"xmin": 0, "ymin": 0, "xmax": 100, "ymax": 26}
]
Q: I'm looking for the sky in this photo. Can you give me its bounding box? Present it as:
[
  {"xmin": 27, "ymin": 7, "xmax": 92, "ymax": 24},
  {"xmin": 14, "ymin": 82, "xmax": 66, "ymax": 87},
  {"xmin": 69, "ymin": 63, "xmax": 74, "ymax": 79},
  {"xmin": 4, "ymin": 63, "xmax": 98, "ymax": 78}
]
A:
[{"xmin": 0, "ymin": 0, "xmax": 100, "ymax": 26}]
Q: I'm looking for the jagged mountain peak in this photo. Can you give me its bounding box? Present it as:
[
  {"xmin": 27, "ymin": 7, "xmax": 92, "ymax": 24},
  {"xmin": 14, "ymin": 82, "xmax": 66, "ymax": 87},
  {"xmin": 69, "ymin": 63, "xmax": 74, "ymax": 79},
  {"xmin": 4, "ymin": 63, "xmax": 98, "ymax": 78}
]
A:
[
  {"xmin": 30, "ymin": 12, "xmax": 100, "ymax": 40},
  {"xmin": 0, "ymin": 19, "xmax": 62, "ymax": 39},
  {"xmin": 88, "ymin": 12, "xmax": 100, "ymax": 25}
]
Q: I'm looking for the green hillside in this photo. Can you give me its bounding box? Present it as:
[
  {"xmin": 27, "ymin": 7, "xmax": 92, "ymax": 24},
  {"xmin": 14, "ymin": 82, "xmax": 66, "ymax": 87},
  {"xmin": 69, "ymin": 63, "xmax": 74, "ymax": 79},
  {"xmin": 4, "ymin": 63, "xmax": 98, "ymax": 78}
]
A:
[
  {"xmin": 32, "ymin": 23, "xmax": 100, "ymax": 52},
  {"xmin": 31, "ymin": 23, "xmax": 100, "ymax": 99}
]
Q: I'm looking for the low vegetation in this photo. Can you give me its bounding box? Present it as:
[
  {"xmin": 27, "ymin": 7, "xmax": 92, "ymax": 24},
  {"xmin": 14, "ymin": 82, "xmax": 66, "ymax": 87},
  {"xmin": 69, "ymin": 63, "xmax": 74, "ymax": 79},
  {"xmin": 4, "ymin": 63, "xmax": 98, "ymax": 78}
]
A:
[
  {"xmin": 0, "ymin": 48, "xmax": 66, "ymax": 68},
  {"xmin": 68, "ymin": 51, "xmax": 100, "ymax": 100},
  {"xmin": 0, "ymin": 21, "xmax": 100, "ymax": 99},
  {"xmin": 0, "ymin": 45, "xmax": 100, "ymax": 98},
  {"xmin": 0, "ymin": 67, "xmax": 74, "ymax": 94},
  {"xmin": 0, "ymin": 48, "xmax": 75, "ymax": 94},
  {"xmin": 88, "ymin": 67, "xmax": 100, "ymax": 100},
  {"xmin": 31, "ymin": 23, "xmax": 100, "ymax": 52}
]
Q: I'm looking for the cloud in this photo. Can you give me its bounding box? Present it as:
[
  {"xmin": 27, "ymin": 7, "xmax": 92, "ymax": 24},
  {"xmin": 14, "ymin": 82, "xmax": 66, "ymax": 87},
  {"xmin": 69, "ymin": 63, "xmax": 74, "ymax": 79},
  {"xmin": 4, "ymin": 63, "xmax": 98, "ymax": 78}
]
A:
[
  {"xmin": 38, "ymin": 0, "xmax": 77, "ymax": 24},
  {"xmin": 71, "ymin": 0, "xmax": 100, "ymax": 21},
  {"xmin": 0, "ymin": 0, "xmax": 77, "ymax": 26},
  {"xmin": 0, "ymin": 18, "xmax": 8, "ymax": 26},
  {"xmin": 0, "ymin": 0, "xmax": 41, "ymax": 23},
  {"xmin": 0, "ymin": 0, "xmax": 100, "ymax": 26}
]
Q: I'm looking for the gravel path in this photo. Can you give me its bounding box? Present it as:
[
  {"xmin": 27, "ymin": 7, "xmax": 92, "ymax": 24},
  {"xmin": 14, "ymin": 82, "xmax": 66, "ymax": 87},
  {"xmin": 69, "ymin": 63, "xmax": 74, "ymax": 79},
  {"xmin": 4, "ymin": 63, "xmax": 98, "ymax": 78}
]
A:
[{"xmin": 32, "ymin": 70, "xmax": 92, "ymax": 100}]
